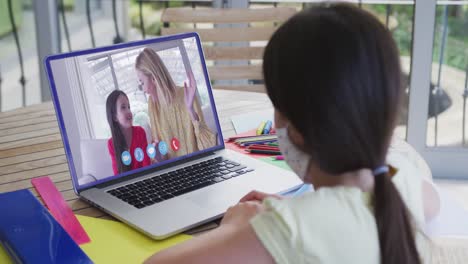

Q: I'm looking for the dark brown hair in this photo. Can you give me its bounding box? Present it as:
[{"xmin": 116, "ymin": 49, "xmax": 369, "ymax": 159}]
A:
[
  {"xmin": 263, "ymin": 4, "xmax": 420, "ymax": 264},
  {"xmin": 106, "ymin": 90, "xmax": 131, "ymax": 174}
]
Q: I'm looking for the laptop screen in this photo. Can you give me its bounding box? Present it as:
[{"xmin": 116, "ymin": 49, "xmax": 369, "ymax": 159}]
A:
[{"xmin": 46, "ymin": 33, "xmax": 224, "ymax": 191}]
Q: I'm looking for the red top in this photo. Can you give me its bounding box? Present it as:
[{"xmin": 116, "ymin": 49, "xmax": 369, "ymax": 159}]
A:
[{"xmin": 107, "ymin": 126, "xmax": 151, "ymax": 175}]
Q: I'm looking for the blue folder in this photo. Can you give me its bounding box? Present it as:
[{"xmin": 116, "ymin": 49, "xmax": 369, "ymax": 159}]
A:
[{"xmin": 0, "ymin": 189, "xmax": 92, "ymax": 264}]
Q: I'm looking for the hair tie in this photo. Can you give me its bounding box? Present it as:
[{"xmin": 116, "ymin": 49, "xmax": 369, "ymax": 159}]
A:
[{"xmin": 373, "ymin": 165, "xmax": 389, "ymax": 176}]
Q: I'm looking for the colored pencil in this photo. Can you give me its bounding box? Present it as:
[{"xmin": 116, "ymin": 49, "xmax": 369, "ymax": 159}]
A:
[
  {"xmin": 246, "ymin": 145, "xmax": 280, "ymax": 151},
  {"xmin": 226, "ymin": 134, "xmax": 274, "ymax": 142},
  {"xmin": 275, "ymin": 155, "xmax": 284, "ymax": 160},
  {"xmin": 240, "ymin": 140, "xmax": 278, "ymax": 147},
  {"xmin": 247, "ymin": 147, "xmax": 280, "ymax": 152},
  {"xmin": 245, "ymin": 149, "xmax": 281, "ymax": 155},
  {"xmin": 262, "ymin": 120, "xmax": 273, "ymax": 135},
  {"xmin": 235, "ymin": 135, "xmax": 277, "ymax": 143},
  {"xmin": 256, "ymin": 121, "xmax": 267, "ymax": 135}
]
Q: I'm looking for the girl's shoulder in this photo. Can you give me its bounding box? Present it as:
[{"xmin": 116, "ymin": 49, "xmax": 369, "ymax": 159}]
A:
[
  {"xmin": 251, "ymin": 189, "xmax": 380, "ymax": 263},
  {"xmin": 261, "ymin": 187, "xmax": 375, "ymax": 233}
]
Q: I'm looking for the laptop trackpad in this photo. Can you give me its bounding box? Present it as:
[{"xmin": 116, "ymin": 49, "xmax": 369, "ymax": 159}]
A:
[{"xmin": 188, "ymin": 182, "xmax": 250, "ymax": 213}]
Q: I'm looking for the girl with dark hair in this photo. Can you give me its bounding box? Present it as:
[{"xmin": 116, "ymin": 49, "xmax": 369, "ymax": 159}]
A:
[
  {"xmin": 106, "ymin": 90, "xmax": 151, "ymax": 175},
  {"xmin": 145, "ymin": 4, "xmax": 437, "ymax": 263}
]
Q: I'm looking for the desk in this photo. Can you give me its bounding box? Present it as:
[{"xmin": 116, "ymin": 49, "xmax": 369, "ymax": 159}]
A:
[
  {"xmin": 0, "ymin": 90, "xmax": 271, "ymax": 219},
  {"xmin": 1, "ymin": 89, "xmax": 468, "ymax": 261}
]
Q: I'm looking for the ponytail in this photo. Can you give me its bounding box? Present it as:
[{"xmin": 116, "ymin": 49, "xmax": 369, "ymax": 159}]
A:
[{"xmin": 373, "ymin": 172, "xmax": 421, "ymax": 264}]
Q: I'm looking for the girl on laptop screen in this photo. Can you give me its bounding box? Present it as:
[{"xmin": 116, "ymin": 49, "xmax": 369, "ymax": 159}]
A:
[
  {"xmin": 106, "ymin": 90, "xmax": 151, "ymax": 175},
  {"xmin": 145, "ymin": 4, "xmax": 440, "ymax": 263}
]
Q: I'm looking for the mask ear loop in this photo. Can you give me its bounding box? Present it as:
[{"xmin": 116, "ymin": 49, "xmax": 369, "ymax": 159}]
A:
[
  {"xmin": 285, "ymin": 123, "xmax": 314, "ymax": 183},
  {"xmin": 285, "ymin": 123, "xmax": 290, "ymax": 137}
]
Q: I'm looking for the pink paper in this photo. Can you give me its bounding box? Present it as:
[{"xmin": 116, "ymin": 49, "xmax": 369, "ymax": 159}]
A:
[{"xmin": 31, "ymin": 176, "xmax": 91, "ymax": 245}]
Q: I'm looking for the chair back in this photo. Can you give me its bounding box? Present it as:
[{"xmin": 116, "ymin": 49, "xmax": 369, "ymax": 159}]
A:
[{"xmin": 161, "ymin": 7, "xmax": 296, "ymax": 93}]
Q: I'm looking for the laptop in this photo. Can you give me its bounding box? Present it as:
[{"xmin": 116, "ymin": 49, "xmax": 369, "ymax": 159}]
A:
[{"xmin": 44, "ymin": 32, "xmax": 302, "ymax": 239}]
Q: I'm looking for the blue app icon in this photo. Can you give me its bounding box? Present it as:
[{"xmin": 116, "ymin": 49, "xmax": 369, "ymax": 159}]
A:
[
  {"xmin": 121, "ymin": 151, "xmax": 131, "ymax": 166},
  {"xmin": 158, "ymin": 141, "xmax": 168, "ymax": 156},
  {"xmin": 146, "ymin": 144, "xmax": 156, "ymax": 159},
  {"xmin": 134, "ymin": 147, "xmax": 144, "ymax": 162}
]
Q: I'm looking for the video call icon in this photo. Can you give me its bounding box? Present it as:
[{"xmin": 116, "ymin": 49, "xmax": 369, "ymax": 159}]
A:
[
  {"xmin": 121, "ymin": 151, "xmax": 131, "ymax": 166},
  {"xmin": 146, "ymin": 144, "xmax": 156, "ymax": 159},
  {"xmin": 171, "ymin": 137, "xmax": 180, "ymax": 152},
  {"xmin": 134, "ymin": 148, "xmax": 144, "ymax": 162},
  {"xmin": 158, "ymin": 141, "xmax": 168, "ymax": 156}
]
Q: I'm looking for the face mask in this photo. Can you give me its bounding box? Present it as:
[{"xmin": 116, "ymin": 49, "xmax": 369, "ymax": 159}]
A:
[{"xmin": 276, "ymin": 126, "xmax": 310, "ymax": 180}]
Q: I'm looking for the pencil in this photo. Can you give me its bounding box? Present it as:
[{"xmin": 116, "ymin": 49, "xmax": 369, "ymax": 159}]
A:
[
  {"xmin": 247, "ymin": 145, "xmax": 280, "ymax": 151},
  {"xmin": 262, "ymin": 120, "xmax": 273, "ymax": 135},
  {"xmin": 240, "ymin": 140, "xmax": 278, "ymax": 147},
  {"xmin": 256, "ymin": 121, "xmax": 267, "ymax": 135},
  {"xmin": 245, "ymin": 149, "xmax": 282, "ymax": 155},
  {"xmin": 234, "ymin": 135, "xmax": 277, "ymax": 144},
  {"xmin": 226, "ymin": 134, "xmax": 274, "ymax": 142}
]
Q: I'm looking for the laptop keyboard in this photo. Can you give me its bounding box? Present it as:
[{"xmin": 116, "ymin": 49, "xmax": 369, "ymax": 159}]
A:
[{"xmin": 107, "ymin": 157, "xmax": 254, "ymax": 209}]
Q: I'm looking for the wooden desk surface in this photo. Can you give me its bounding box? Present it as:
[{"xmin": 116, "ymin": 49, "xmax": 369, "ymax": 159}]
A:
[
  {"xmin": 2, "ymin": 90, "xmax": 468, "ymax": 259},
  {"xmin": 0, "ymin": 90, "xmax": 272, "ymax": 219}
]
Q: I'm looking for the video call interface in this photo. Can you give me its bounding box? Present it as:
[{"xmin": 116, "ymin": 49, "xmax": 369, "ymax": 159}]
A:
[{"xmin": 49, "ymin": 36, "xmax": 220, "ymax": 187}]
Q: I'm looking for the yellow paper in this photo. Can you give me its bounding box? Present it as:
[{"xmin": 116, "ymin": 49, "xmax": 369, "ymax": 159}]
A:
[
  {"xmin": 77, "ymin": 215, "xmax": 192, "ymax": 263},
  {"xmin": 0, "ymin": 246, "xmax": 13, "ymax": 264},
  {"xmin": 0, "ymin": 215, "xmax": 192, "ymax": 264}
]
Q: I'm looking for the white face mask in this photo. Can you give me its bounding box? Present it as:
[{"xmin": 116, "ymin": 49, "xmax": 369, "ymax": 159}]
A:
[{"xmin": 276, "ymin": 126, "xmax": 310, "ymax": 180}]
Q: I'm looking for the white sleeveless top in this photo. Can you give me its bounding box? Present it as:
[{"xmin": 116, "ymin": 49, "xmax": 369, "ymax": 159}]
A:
[{"xmin": 250, "ymin": 141, "xmax": 430, "ymax": 263}]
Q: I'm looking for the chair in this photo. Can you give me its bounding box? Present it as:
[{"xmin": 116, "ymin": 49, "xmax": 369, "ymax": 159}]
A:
[{"xmin": 161, "ymin": 7, "xmax": 296, "ymax": 93}]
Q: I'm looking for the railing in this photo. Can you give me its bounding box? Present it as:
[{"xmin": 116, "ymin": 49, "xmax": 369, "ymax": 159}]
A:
[
  {"xmin": 0, "ymin": 0, "xmax": 213, "ymax": 113},
  {"xmin": 4, "ymin": 0, "xmax": 26, "ymax": 110},
  {"xmin": 429, "ymin": 2, "xmax": 468, "ymax": 147}
]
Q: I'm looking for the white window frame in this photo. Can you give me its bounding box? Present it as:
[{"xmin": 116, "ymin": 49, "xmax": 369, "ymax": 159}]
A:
[{"xmin": 407, "ymin": 0, "xmax": 468, "ymax": 179}]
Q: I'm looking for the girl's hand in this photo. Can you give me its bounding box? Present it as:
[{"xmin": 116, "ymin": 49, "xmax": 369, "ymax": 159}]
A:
[
  {"xmin": 184, "ymin": 72, "xmax": 199, "ymax": 121},
  {"xmin": 221, "ymin": 201, "xmax": 265, "ymax": 228},
  {"xmin": 239, "ymin": 190, "xmax": 283, "ymax": 203}
]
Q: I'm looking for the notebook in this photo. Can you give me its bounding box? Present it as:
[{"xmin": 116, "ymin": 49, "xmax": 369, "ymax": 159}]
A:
[{"xmin": 0, "ymin": 189, "xmax": 92, "ymax": 263}]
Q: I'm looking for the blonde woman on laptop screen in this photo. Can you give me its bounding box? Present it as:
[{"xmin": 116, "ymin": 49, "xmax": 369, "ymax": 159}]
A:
[{"xmin": 135, "ymin": 48, "xmax": 217, "ymax": 159}]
